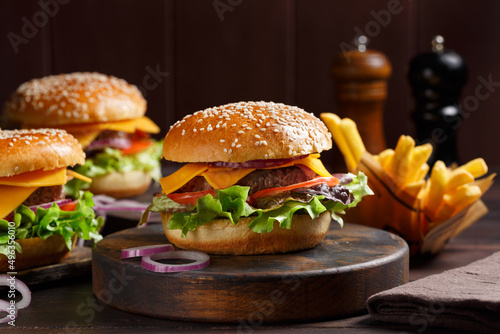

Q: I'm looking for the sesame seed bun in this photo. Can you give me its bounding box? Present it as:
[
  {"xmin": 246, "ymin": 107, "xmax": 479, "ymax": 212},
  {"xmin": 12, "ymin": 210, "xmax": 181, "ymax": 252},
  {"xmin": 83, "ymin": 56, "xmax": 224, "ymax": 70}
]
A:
[
  {"xmin": 161, "ymin": 212, "xmax": 332, "ymax": 255},
  {"xmin": 2, "ymin": 72, "xmax": 146, "ymax": 127},
  {"xmin": 0, "ymin": 128, "xmax": 85, "ymax": 177},
  {"xmin": 163, "ymin": 101, "xmax": 332, "ymax": 163}
]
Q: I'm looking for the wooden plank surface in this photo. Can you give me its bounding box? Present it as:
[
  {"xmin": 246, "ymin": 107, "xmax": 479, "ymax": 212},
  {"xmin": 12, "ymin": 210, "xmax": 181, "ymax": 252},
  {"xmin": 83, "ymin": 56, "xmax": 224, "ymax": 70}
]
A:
[
  {"xmin": 12, "ymin": 246, "xmax": 92, "ymax": 287},
  {"xmin": 92, "ymin": 223, "xmax": 408, "ymax": 324}
]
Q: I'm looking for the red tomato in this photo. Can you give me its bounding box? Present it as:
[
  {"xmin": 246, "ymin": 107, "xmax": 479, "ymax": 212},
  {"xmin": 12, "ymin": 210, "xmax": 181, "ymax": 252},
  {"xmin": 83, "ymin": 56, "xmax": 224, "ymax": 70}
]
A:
[
  {"xmin": 59, "ymin": 201, "xmax": 78, "ymax": 212},
  {"xmin": 167, "ymin": 189, "xmax": 216, "ymax": 205},
  {"xmin": 120, "ymin": 139, "xmax": 153, "ymax": 155}
]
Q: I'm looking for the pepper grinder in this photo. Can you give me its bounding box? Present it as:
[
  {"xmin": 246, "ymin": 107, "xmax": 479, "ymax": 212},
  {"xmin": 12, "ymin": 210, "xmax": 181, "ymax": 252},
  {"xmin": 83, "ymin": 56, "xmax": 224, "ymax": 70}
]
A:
[
  {"xmin": 408, "ymin": 35, "xmax": 468, "ymax": 167},
  {"xmin": 331, "ymin": 35, "xmax": 392, "ymax": 154}
]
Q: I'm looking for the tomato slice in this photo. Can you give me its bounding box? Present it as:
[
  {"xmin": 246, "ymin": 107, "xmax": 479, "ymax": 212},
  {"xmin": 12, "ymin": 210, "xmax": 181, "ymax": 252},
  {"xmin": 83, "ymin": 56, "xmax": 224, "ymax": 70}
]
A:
[
  {"xmin": 120, "ymin": 139, "xmax": 153, "ymax": 155},
  {"xmin": 249, "ymin": 176, "xmax": 339, "ymax": 202},
  {"xmin": 167, "ymin": 189, "xmax": 216, "ymax": 205},
  {"xmin": 59, "ymin": 201, "xmax": 78, "ymax": 212}
]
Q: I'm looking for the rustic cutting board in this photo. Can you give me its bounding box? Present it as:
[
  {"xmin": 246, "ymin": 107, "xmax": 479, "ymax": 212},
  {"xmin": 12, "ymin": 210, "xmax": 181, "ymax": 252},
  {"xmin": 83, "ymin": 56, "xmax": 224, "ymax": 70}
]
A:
[{"xmin": 92, "ymin": 223, "xmax": 408, "ymax": 324}]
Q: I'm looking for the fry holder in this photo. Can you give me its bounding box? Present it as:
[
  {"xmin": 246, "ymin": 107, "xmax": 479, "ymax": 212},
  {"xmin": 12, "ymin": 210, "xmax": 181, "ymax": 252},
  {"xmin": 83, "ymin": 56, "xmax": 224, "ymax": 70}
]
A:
[{"xmin": 345, "ymin": 152, "xmax": 493, "ymax": 256}]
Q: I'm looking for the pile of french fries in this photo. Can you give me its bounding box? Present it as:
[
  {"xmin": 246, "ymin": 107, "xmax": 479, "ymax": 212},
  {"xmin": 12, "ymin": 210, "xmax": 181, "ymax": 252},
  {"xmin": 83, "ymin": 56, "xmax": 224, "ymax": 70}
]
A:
[{"xmin": 320, "ymin": 112, "xmax": 495, "ymax": 253}]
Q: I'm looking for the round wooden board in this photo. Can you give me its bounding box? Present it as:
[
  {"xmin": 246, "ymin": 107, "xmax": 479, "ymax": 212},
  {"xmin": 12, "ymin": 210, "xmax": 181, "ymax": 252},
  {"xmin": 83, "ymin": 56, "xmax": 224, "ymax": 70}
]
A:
[{"xmin": 92, "ymin": 223, "xmax": 409, "ymax": 324}]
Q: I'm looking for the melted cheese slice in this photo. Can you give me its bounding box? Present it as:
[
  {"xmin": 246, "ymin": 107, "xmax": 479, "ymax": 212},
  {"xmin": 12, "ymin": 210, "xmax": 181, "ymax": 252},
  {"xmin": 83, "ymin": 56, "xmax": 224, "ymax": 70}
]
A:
[
  {"xmin": 160, "ymin": 164, "xmax": 209, "ymax": 195},
  {"xmin": 159, "ymin": 154, "xmax": 332, "ymax": 195},
  {"xmin": 71, "ymin": 131, "xmax": 101, "ymax": 149},
  {"xmin": 59, "ymin": 116, "xmax": 160, "ymax": 148},
  {"xmin": 202, "ymin": 168, "xmax": 255, "ymax": 190},
  {"xmin": 66, "ymin": 169, "xmax": 92, "ymax": 183},
  {"xmin": 0, "ymin": 168, "xmax": 92, "ymax": 219},
  {"xmin": 0, "ymin": 168, "xmax": 67, "ymax": 187},
  {"xmin": 0, "ymin": 185, "xmax": 38, "ymax": 220}
]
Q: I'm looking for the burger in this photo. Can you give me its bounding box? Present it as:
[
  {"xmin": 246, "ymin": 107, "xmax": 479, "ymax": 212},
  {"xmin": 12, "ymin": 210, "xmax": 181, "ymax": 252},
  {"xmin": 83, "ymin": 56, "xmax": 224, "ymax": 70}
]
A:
[
  {"xmin": 140, "ymin": 101, "xmax": 372, "ymax": 255},
  {"xmin": 0, "ymin": 128, "xmax": 104, "ymax": 272},
  {"xmin": 2, "ymin": 72, "xmax": 162, "ymax": 199}
]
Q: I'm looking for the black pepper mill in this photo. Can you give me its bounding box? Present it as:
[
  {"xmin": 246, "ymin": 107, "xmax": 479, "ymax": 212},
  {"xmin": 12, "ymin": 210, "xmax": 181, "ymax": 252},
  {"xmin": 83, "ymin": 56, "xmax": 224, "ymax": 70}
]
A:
[{"xmin": 408, "ymin": 35, "xmax": 468, "ymax": 167}]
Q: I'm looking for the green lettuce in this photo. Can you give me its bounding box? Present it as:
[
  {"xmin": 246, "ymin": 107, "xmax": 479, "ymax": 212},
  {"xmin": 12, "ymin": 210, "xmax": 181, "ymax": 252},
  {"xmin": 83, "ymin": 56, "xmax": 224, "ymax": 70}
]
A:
[
  {"xmin": 140, "ymin": 172, "xmax": 372, "ymax": 237},
  {"xmin": 65, "ymin": 140, "xmax": 163, "ymax": 197},
  {"xmin": 0, "ymin": 191, "xmax": 104, "ymax": 258}
]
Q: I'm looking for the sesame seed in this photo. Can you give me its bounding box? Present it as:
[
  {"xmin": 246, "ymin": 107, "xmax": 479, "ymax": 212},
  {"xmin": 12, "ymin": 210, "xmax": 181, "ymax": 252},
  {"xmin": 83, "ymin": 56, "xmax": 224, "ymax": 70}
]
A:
[
  {"xmin": 220, "ymin": 139, "xmax": 225, "ymax": 143},
  {"xmin": 236, "ymin": 144, "xmax": 241, "ymax": 148}
]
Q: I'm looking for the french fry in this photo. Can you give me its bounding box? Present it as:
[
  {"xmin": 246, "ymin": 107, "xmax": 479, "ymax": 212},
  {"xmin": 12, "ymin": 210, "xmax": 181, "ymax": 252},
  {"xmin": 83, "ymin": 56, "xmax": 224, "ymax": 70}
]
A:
[
  {"xmin": 406, "ymin": 144, "xmax": 433, "ymax": 184},
  {"xmin": 388, "ymin": 135, "xmax": 415, "ymax": 186},
  {"xmin": 457, "ymin": 158, "xmax": 488, "ymax": 178},
  {"xmin": 445, "ymin": 169, "xmax": 474, "ymax": 194},
  {"xmin": 377, "ymin": 148, "xmax": 394, "ymax": 171},
  {"xmin": 444, "ymin": 184, "xmax": 482, "ymax": 215},
  {"xmin": 404, "ymin": 180, "xmax": 425, "ymax": 198},
  {"xmin": 424, "ymin": 160, "xmax": 449, "ymax": 220},
  {"xmin": 434, "ymin": 202, "xmax": 455, "ymax": 222},
  {"xmin": 339, "ymin": 118, "xmax": 366, "ymax": 170},
  {"xmin": 320, "ymin": 113, "xmax": 357, "ymax": 171},
  {"xmin": 415, "ymin": 163, "xmax": 430, "ymax": 183}
]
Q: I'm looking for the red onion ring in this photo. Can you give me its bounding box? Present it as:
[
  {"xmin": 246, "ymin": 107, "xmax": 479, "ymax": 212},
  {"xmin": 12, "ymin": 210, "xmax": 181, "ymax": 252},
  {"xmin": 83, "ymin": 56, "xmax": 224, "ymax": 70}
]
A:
[
  {"xmin": 121, "ymin": 244, "xmax": 174, "ymax": 259},
  {"xmin": 0, "ymin": 300, "xmax": 16, "ymax": 324},
  {"xmin": 141, "ymin": 251, "xmax": 210, "ymax": 273},
  {"xmin": 92, "ymin": 195, "xmax": 150, "ymax": 212},
  {"xmin": 85, "ymin": 137, "xmax": 132, "ymax": 152},
  {"xmin": 0, "ymin": 275, "xmax": 31, "ymax": 323},
  {"xmin": 207, "ymin": 155, "xmax": 308, "ymax": 169},
  {"xmin": 28, "ymin": 199, "xmax": 73, "ymax": 212}
]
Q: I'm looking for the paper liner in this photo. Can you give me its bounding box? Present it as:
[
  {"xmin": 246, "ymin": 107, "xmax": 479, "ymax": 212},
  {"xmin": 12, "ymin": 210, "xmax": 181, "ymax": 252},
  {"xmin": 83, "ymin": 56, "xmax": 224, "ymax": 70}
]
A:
[{"xmin": 345, "ymin": 152, "xmax": 493, "ymax": 256}]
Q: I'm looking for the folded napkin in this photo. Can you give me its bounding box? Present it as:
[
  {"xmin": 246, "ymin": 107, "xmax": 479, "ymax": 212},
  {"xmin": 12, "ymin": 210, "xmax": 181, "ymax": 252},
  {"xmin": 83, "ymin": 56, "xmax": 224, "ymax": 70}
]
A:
[{"xmin": 367, "ymin": 251, "xmax": 500, "ymax": 333}]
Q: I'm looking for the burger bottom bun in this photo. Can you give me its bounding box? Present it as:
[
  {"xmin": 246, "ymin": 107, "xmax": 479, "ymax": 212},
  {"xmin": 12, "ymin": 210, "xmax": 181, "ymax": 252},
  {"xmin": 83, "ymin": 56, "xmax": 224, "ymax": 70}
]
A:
[
  {"xmin": 0, "ymin": 234, "xmax": 75, "ymax": 272},
  {"xmin": 88, "ymin": 170, "xmax": 152, "ymax": 199},
  {"xmin": 161, "ymin": 212, "xmax": 332, "ymax": 255}
]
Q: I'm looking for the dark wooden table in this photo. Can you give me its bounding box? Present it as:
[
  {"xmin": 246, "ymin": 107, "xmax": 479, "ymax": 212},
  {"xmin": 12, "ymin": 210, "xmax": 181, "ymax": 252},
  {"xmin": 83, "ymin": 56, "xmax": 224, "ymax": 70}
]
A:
[{"xmin": 3, "ymin": 176, "xmax": 499, "ymax": 333}]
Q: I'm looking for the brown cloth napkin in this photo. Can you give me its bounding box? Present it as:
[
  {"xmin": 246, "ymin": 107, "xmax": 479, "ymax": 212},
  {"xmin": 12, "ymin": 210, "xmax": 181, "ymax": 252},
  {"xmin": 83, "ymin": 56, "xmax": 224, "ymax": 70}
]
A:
[{"xmin": 367, "ymin": 251, "xmax": 500, "ymax": 333}]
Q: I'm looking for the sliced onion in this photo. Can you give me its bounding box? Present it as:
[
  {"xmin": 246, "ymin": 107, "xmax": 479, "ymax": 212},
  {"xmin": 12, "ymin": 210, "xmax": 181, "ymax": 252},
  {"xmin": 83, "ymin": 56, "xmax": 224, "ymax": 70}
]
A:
[
  {"xmin": 85, "ymin": 137, "xmax": 132, "ymax": 152},
  {"xmin": 0, "ymin": 275, "xmax": 31, "ymax": 323},
  {"xmin": 92, "ymin": 195, "xmax": 149, "ymax": 212},
  {"xmin": 28, "ymin": 199, "xmax": 73, "ymax": 212},
  {"xmin": 207, "ymin": 154, "xmax": 308, "ymax": 169},
  {"xmin": 141, "ymin": 251, "xmax": 210, "ymax": 273},
  {"xmin": 121, "ymin": 244, "xmax": 174, "ymax": 259},
  {"xmin": 0, "ymin": 300, "xmax": 16, "ymax": 324}
]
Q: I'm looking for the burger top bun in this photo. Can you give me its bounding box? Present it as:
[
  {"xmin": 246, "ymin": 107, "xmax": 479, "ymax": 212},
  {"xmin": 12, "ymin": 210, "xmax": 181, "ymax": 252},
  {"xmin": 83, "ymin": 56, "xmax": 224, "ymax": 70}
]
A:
[
  {"xmin": 163, "ymin": 101, "xmax": 332, "ymax": 163},
  {"xmin": 0, "ymin": 128, "xmax": 85, "ymax": 177},
  {"xmin": 3, "ymin": 72, "xmax": 146, "ymax": 127}
]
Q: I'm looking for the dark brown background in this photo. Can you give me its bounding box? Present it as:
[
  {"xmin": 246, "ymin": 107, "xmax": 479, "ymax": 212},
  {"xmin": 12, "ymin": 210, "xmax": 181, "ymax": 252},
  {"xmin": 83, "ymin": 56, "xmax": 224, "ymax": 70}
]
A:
[{"xmin": 2, "ymin": 0, "xmax": 500, "ymax": 170}]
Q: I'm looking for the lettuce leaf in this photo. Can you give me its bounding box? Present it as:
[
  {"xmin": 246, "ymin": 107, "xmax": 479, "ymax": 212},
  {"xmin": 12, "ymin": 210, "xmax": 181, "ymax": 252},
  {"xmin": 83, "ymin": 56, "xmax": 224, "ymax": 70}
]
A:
[
  {"xmin": 140, "ymin": 172, "xmax": 373, "ymax": 237},
  {"xmin": 0, "ymin": 191, "xmax": 104, "ymax": 258},
  {"xmin": 65, "ymin": 140, "xmax": 163, "ymax": 197}
]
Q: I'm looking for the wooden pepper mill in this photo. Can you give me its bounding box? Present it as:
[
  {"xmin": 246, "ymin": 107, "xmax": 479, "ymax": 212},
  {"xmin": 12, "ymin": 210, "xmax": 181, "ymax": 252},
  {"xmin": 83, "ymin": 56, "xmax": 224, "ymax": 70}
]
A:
[
  {"xmin": 331, "ymin": 35, "xmax": 392, "ymax": 155},
  {"xmin": 408, "ymin": 35, "xmax": 468, "ymax": 167}
]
